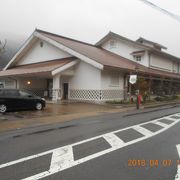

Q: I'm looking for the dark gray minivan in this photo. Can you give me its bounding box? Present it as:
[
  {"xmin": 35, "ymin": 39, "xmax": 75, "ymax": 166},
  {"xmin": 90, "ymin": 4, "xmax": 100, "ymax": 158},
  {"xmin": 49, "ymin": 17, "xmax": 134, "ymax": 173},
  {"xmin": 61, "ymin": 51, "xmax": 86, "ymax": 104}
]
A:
[{"xmin": 0, "ymin": 89, "xmax": 46, "ymax": 113}]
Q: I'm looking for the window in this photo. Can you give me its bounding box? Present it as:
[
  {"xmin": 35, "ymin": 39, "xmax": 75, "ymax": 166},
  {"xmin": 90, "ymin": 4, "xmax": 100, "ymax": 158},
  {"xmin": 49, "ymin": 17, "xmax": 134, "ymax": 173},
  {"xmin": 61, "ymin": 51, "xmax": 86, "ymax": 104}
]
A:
[
  {"xmin": 134, "ymin": 55, "xmax": 141, "ymax": 62},
  {"xmin": 4, "ymin": 90, "xmax": 19, "ymax": 96},
  {"xmin": 19, "ymin": 90, "xmax": 33, "ymax": 97},
  {"xmin": 0, "ymin": 89, "xmax": 4, "ymax": 96},
  {"xmin": 40, "ymin": 41, "xmax": 44, "ymax": 47},
  {"xmin": 0, "ymin": 82, "xmax": 4, "ymax": 89},
  {"xmin": 5, "ymin": 81, "xmax": 14, "ymax": 88},
  {"xmin": 173, "ymin": 62, "xmax": 178, "ymax": 73},
  {"xmin": 109, "ymin": 40, "xmax": 117, "ymax": 49},
  {"xmin": 110, "ymin": 74, "xmax": 119, "ymax": 86}
]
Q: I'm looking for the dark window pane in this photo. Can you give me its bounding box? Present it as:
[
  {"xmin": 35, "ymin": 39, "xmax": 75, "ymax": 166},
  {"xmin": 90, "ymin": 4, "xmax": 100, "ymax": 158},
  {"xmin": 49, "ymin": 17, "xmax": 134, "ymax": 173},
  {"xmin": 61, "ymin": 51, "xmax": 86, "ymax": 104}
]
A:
[{"xmin": 4, "ymin": 90, "xmax": 19, "ymax": 96}]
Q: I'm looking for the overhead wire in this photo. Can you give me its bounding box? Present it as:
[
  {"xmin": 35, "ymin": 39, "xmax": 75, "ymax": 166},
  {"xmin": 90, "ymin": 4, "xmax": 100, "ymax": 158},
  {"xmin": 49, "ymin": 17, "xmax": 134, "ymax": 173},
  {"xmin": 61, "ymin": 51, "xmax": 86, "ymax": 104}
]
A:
[{"xmin": 138, "ymin": 0, "xmax": 180, "ymax": 22}]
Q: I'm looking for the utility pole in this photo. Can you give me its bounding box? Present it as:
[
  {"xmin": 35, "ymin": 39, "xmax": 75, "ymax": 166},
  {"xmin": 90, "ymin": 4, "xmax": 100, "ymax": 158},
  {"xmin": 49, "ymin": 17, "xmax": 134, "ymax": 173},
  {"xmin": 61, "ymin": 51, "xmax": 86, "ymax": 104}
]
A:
[{"xmin": 138, "ymin": 0, "xmax": 180, "ymax": 22}]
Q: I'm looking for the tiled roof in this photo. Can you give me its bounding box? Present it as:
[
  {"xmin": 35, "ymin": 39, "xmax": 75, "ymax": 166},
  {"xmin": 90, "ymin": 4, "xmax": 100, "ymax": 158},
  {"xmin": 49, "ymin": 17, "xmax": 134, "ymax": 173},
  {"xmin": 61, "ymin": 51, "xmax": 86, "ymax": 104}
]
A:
[
  {"xmin": 132, "ymin": 65, "xmax": 180, "ymax": 79},
  {"xmin": 0, "ymin": 57, "xmax": 75, "ymax": 77},
  {"xmin": 3, "ymin": 29, "xmax": 180, "ymax": 80},
  {"xmin": 37, "ymin": 30, "xmax": 142, "ymax": 71},
  {"xmin": 37, "ymin": 30, "xmax": 180, "ymax": 79},
  {"xmin": 95, "ymin": 31, "xmax": 180, "ymax": 62}
]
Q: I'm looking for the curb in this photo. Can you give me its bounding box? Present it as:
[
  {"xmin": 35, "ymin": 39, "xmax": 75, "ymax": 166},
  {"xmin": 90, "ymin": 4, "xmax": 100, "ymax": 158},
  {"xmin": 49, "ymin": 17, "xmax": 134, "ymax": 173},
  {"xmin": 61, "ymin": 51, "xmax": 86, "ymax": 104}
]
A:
[
  {"xmin": 144, "ymin": 101, "xmax": 180, "ymax": 109},
  {"xmin": 110, "ymin": 101, "xmax": 180, "ymax": 110}
]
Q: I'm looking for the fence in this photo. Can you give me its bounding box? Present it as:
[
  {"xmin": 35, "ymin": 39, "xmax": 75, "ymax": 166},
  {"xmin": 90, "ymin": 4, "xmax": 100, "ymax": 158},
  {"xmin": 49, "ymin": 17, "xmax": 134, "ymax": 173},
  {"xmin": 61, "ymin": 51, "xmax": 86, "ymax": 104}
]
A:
[{"xmin": 69, "ymin": 89, "xmax": 125, "ymax": 102}]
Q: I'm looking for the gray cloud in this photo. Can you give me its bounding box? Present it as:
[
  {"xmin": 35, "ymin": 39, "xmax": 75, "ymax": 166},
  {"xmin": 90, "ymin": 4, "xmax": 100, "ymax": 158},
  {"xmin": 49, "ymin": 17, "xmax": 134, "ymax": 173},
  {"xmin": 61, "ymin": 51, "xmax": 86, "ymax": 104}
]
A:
[{"xmin": 0, "ymin": 0, "xmax": 180, "ymax": 67}]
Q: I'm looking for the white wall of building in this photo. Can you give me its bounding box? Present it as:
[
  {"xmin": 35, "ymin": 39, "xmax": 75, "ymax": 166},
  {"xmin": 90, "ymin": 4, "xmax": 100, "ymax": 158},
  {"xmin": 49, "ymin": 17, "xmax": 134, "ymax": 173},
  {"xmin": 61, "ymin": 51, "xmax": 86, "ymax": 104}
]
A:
[
  {"xmin": 101, "ymin": 38, "xmax": 180, "ymax": 73},
  {"xmin": 173, "ymin": 62, "xmax": 179, "ymax": 73},
  {"xmin": 69, "ymin": 61, "xmax": 101, "ymax": 89},
  {"xmin": 101, "ymin": 38, "xmax": 149, "ymax": 67},
  {"xmin": 17, "ymin": 40, "xmax": 72, "ymax": 65},
  {"xmin": 101, "ymin": 70, "xmax": 124, "ymax": 90},
  {"xmin": 64, "ymin": 61, "xmax": 125, "ymax": 101},
  {"xmin": 150, "ymin": 54, "xmax": 173, "ymax": 72}
]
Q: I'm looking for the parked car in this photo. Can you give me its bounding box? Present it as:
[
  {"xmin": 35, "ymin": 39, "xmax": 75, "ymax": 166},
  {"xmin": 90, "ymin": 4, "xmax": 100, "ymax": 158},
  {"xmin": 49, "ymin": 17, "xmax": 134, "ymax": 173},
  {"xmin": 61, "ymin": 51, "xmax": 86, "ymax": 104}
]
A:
[{"xmin": 0, "ymin": 89, "xmax": 46, "ymax": 113}]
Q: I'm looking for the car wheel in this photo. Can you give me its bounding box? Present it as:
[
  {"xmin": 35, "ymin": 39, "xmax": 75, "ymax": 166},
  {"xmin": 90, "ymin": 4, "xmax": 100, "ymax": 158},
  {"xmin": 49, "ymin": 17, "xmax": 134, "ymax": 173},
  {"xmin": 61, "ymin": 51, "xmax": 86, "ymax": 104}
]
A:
[
  {"xmin": 0, "ymin": 104, "xmax": 7, "ymax": 113},
  {"xmin": 35, "ymin": 102, "xmax": 43, "ymax": 110}
]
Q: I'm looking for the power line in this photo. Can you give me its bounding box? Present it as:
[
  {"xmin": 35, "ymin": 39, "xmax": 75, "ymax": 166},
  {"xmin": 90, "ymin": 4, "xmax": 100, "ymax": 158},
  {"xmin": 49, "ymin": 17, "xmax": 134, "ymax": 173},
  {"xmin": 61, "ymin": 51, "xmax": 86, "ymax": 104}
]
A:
[{"xmin": 138, "ymin": 0, "xmax": 180, "ymax": 22}]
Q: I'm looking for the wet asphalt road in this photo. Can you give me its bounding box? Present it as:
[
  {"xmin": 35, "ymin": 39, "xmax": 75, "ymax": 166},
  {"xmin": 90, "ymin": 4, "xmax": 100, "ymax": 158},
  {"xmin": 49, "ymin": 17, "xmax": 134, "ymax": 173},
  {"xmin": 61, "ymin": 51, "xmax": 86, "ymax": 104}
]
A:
[{"xmin": 0, "ymin": 105, "xmax": 180, "ymax": 180}]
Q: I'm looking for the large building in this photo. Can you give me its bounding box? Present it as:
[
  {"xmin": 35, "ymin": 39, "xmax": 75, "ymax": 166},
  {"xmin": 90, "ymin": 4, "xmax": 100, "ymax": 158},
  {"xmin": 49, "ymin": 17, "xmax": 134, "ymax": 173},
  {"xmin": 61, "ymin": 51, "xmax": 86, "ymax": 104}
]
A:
[{"xmin": 0, "ymin": 29, "xmax": 180, "ymax": 102}]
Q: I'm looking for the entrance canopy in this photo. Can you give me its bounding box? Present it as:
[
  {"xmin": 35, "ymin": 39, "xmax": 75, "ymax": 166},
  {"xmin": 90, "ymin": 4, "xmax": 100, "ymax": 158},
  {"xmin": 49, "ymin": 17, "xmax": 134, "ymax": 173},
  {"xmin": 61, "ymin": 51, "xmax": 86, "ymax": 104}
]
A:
[{"xmin": 0, "ymin": 57, "xmax": 77, "ymax": 77}]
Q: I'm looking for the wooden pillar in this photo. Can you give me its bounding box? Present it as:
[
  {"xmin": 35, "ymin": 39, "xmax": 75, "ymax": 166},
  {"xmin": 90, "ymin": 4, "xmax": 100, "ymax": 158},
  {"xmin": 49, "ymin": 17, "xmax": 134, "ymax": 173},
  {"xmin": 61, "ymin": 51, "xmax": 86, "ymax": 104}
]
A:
[
  {"xmin": 52, "ymin": 73, "xmax": 61, "ymax": 102},
  {"xmin": 148, "ymin": 76, "xmax": 152, "ymax": 100},
  {"xmin": 170, "ymin": 78, "xmax": 173, "ymax": 95},
  {"xmin": 124, "ymin": 73, "xmax": 128, "ymax": 100}
]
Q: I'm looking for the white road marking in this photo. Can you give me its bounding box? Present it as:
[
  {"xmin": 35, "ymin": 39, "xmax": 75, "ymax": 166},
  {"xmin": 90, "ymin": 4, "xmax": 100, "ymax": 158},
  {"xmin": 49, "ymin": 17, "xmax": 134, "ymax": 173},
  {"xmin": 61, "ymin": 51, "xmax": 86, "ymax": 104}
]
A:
[
  {"xmin": 132, "ymin": 125, "xmax": 153, "ymax": 137},
  {"xmin": 49, "ymin": 145, "xmax": 74, "ymax": 171},
  {"xmin": 173, "ymin": 114, "xmax": 180, "ymax": 117},
  {"xmin": 103, "ymin": 133, "xmax": 125, "ymax": 148},
  {"xmin": 165, "ymin": 117, "xmax": 176, "ymax": 121},
  {"xmin": 175, "ymin": 145, "xmax": 180, "ymax": 180},
  {"xmin": 167, "ymin": 117, "xmax": 180, "ymax": 121},
  {"xmin": 153, "ymin": 121, "xmax": 169, "ymax": 128},
  {"xmin": 0, "ymin": 113, "xmax": 180, "ymax": 180},
  {"xmin": 177, "ymin": 145, "xmax": 180, "ymax": 157}
]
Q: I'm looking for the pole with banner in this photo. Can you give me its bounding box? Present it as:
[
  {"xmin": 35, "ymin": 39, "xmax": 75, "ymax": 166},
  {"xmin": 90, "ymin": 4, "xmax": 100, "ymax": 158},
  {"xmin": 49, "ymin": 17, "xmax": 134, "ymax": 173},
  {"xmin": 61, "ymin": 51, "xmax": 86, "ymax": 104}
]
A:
[
  {"xmin": 129, "ymin": 74, "xmax": 140, "ymax": 109},
  {"xmin": 129, "ymin": 75, "xmax": 137, "ymax": 85}
]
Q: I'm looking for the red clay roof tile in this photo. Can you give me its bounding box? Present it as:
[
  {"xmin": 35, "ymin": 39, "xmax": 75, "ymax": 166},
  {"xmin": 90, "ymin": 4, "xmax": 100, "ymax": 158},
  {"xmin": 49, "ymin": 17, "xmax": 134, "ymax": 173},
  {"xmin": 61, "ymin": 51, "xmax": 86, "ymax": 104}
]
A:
[{"xmin": 0, "ymin": 57, "xmax": 75, "ymax": 77}]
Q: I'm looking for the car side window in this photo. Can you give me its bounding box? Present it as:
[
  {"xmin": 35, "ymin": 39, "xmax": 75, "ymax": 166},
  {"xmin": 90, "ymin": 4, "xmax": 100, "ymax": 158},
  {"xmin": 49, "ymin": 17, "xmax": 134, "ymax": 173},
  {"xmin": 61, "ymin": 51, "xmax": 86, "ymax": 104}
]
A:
[
  {"xmin": 19, "ymin": 90, "xmax": 32, "ymax": 97},
  {"xmin": 0, "ymin": 90, "xmax": 4, "ymax": 96},
  {"xmin": 4, "ymin": 90, "xmax": 19, "ymax": 96}
]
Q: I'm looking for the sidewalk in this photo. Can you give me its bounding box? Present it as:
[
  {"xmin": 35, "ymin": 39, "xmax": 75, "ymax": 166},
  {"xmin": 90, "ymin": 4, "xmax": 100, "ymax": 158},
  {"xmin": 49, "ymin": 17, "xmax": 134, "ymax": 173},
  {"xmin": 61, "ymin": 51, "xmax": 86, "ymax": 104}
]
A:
[
  {"xmin": 113, "ymin": 100, "xmax": 180, "ymax": 109},
  {"xmin": 0, "ymin": 103, "xmax": 134, "ymax": 133}
]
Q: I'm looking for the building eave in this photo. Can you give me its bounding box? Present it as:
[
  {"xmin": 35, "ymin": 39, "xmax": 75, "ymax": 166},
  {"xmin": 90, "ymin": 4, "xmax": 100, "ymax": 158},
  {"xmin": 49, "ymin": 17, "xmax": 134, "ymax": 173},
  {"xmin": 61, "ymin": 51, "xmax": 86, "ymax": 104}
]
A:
[
  {"xmin": 137, "ymin": 37, "xmax": 167, "ymax": 50},
  {"xmin": 52, "ymin": 59, "xmax": 79, "ymax": 76},
  {"xmin": 4, "ymin": 30, "xmax": 104, "ymax": 71},
  {"xmin": 4, "ymin": 32, "xmax": 38, "ymax": 70},
  {"xmin": 95, "ymin": 31, "xmax": 150, "ymax": 50}
]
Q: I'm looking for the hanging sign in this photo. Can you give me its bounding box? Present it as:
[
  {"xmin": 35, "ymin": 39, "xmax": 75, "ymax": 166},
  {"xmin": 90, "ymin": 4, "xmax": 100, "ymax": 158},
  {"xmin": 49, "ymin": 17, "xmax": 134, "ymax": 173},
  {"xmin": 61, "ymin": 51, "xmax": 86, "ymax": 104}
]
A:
[{"xmin": 129, "ymin": 75, "xmax": 137, "ymax": 84}]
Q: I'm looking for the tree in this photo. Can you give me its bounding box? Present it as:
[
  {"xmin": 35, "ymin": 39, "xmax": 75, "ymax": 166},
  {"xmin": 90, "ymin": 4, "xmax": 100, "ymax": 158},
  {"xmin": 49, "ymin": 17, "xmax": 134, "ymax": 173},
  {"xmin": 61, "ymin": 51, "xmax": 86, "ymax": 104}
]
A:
[{"xmin": 0, "ymin": 39, "xmax": 7, "ymax": 53}]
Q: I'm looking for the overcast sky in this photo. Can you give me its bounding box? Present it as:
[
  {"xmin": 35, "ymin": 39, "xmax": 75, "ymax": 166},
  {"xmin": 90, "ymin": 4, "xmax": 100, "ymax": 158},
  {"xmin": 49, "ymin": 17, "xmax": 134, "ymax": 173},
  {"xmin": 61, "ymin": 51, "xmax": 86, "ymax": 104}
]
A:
[{"xmin": 0, "ymin": 0, "xmax": 180, "ymax": 60}]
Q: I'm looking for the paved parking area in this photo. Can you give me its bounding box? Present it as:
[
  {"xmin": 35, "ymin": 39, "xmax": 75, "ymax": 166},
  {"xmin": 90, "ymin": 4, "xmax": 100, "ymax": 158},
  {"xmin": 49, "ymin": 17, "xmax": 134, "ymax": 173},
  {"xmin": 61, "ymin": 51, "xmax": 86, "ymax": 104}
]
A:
[
  {"xmin": 0, "ymin": 102, "xmax": 114, "ymax": 121},
  {"xmin": 0, "ymin": 102, "xmax": 133, "ymax": 133}
]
